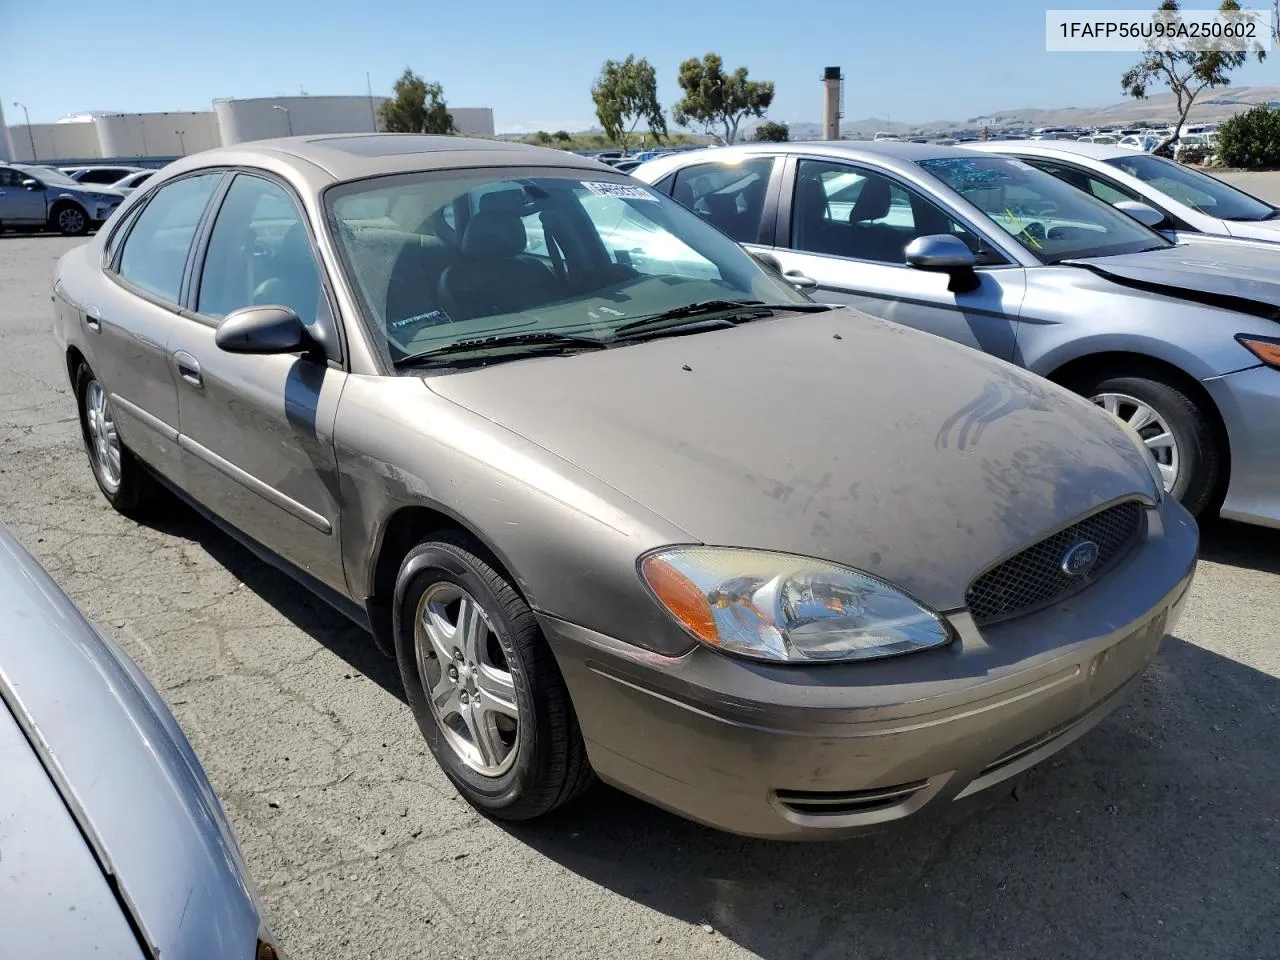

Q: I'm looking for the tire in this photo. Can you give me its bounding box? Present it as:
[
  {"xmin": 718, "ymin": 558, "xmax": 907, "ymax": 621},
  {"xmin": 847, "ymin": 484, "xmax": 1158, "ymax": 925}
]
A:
[
  {"xmin": 74, "ymin": 362, "xmax": 158, "ymax": 516},
  {"xmin": 1066, "ymin": 367, "xmax": 1223, "ymax": 517},
  {"xmin": 392, "ymin": 530, "xmax": 593, "ymax": 820},
  {"xmin": 51, "ymin": 202, "xmax": 89, "ymax": 237}
]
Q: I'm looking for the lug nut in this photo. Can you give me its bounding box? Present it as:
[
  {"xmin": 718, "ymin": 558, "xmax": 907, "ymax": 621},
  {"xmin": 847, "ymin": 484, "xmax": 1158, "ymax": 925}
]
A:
[{"xmin": 448, "ymin": 666, "xmax": 458, "ymax": 680}]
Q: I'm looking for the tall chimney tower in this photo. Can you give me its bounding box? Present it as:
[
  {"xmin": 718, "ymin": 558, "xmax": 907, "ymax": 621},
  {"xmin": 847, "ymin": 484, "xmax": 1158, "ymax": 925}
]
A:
[{"xmin": 822, "ymin": 67, "xmax": 842, "ymax": 140}]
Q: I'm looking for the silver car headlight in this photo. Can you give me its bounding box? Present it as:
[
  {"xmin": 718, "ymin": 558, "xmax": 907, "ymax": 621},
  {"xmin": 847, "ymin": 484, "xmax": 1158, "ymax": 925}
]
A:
[
  {"xmin": 639, "ymin": 546, "xmax": 953, "ymax": 663},
  {"xmin": 1114, "ymin": 418, "xmax": 1166, "ymax": 502}
]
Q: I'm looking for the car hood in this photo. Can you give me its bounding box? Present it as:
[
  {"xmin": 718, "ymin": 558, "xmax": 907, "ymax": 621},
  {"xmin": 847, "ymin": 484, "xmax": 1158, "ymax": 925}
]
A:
[
  {"xmin": 54, "ymin": 181, "xmax": 123, "ymax": 199},
  {"xmin": 1069, "ymin": 243, "xmax": 1280, "ymax": 313},
  {"xmin": 0, "ymin": 527, "xmax": 264, "ymax": 959},
  {"xmin": 425, "ymin": 308, "xmax": 1156, "ymax": 610},
  {"xmin": 1224, "ymin": 217, "xmax": 1280, "ymax": 242}
]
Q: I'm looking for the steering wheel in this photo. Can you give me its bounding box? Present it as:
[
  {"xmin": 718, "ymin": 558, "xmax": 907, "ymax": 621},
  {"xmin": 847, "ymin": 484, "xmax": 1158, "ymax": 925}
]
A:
[{"xmin": 1019, "ymin": 221, "xmax": 1047, "ymax": 247}]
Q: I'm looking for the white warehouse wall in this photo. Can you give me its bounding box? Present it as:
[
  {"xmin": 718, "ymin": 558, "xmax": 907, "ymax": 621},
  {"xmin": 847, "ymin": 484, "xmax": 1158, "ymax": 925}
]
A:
[
  {"xmin": 8, "ymin": 121, "xmax": 101, "ymax": 162},
  {"xmin": 215, "ymin": 96, "xmax": 495, "ymax": 144},
  {"xmin": 95, "ymin": 112, "xmax": 220, "ymax": 158},
  {"xmin": 0, "ymin": 101, "xmax": 13, "ymax": 163}
]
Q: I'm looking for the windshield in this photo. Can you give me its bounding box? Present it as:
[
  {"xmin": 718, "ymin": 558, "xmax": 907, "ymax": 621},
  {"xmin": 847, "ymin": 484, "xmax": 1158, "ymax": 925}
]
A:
[
  {"xmin": 918, "ymin": 155, "xmax": 1170, "ymax": 263},
  {"xmin": 1105, "ymin": 153, "xmax": 1275, "ymax": 221},
  {"xmin": 16, "ymin": 164, "xmax": 79, "ymax": 187},
  {"xmin": 326, "ymin": 170, "xmax": 809, "ymax": 367}
]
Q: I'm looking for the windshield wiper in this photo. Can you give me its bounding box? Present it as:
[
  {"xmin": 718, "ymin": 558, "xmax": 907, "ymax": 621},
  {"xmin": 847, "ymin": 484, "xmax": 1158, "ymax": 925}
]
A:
[
  {"xmin": 613, "ymin": 299, "xmax": 831, "ymax": 338},
  {"xmin": 393, "ymin": 331, "xmax": 608, "ymax": 368}
]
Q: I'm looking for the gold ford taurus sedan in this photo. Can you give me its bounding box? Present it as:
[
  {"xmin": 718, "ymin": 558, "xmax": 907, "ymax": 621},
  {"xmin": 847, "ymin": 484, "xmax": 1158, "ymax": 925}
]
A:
[{"xmin": 51, "ymin": 135, "xmax": 1198, "ymax": 839}]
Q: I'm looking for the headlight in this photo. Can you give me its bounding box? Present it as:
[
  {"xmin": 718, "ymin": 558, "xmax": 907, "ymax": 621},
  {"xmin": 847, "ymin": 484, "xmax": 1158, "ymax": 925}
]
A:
[
  {"xmin": 639, "ymin": 546, "xmax": 953, "ymax": 663},
  {"xmin": 1114, "ymin": 417, "xmax": 1165, "ymax": 502}
]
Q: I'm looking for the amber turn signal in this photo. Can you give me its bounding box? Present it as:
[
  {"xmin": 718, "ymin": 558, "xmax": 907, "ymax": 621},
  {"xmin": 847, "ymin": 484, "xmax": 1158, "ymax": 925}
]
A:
[
  {"xmin": 1236, "ymin": 334, "xmax": 1280, "ymax": 369},
  {"xmin": 639, "ymin": 554, "xmax": 718, "ymax": 645}
]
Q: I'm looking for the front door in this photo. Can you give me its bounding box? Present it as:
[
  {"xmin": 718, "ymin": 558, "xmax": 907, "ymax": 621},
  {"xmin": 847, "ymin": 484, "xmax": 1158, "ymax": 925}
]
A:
[
  {"xmin": 770, "ymin": 157, "xmax": 1025, "ymax": 362},
  {"xmin": 167, "ymin": 172, "xmax": 348, "ymax": 591},
  {"xmin": 0, "ymin": 167, "xmax": 49, "ymax": 223}
]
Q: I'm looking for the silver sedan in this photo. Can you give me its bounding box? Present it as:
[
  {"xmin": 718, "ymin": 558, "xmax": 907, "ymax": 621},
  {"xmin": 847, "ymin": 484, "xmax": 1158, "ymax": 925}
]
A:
[{"xmin": 634, "ymin": 141, "xmax": 1280, "ymax": 528}]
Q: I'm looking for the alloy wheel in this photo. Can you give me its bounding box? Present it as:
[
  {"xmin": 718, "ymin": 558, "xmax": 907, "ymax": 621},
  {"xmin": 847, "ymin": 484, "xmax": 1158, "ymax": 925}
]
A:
[
  {"xmin": 1091, "ymin": 391, "xmax": 1179, "ymax": 492},
  {"xmin": 84, "ymin": 379, "xmax": 122, "ymax": 492},
  {"xmin": 58, "ymin": 207, "xmax": 86, "ymax": 235},
  {"xmin": 414, "ymin": 582, "xmax": 519, "ymax": 777}
]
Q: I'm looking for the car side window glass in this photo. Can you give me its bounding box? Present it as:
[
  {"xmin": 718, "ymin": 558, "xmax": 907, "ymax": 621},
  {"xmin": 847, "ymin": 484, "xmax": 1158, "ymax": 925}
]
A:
[
  {"xmin": 1029, "ymin": 160, "xmax": 1138, "ymax": 206},
  {"xmin": 116, "ymin": 173, "xmax": 221, "ymax": 303},
  {"xmin": 792, "ymin": 159, "xmax": 983, "ymax": 265},
  {"xmin": 0, "ymin": 169, "xmax": 22, "ymax": 187},
  {"xmin": 670, "ymin": 157, "xmax": 774, "ymax": 243},
  {"xmin": 197, "ymin": 175, "xmax": 322, "ymax": 329}
]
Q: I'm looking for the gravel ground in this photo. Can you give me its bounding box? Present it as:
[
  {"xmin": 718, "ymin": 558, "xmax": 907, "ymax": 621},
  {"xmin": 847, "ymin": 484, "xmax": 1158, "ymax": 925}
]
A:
[{"xmin": 1, "ymin": 233, "xmax": 1277, "ymax": 960}]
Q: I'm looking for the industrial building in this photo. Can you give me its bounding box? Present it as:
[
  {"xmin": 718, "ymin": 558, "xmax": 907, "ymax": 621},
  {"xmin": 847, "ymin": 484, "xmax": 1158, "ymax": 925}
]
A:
[{"xmin": 1, "ymin": 95, "xmax": 496, "ymax": 165}]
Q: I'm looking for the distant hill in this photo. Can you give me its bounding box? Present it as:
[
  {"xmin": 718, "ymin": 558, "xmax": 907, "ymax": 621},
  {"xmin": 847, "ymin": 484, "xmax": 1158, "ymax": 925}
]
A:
[{"xmin": 749, "ymin": 85, "xmax": 1280, "ymax": 140}]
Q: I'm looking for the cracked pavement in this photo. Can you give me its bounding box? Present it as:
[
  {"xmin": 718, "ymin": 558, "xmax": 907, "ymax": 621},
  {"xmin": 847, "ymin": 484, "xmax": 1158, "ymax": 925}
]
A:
[{"xmin": 2, "ymin": 235, "xmax": 1278, "ymax": 960}]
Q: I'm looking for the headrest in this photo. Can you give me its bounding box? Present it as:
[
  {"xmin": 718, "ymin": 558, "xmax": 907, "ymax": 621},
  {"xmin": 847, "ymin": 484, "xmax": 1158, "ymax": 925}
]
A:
[
  {"xmin": 460, "ymin": 211, "xmax": 527, "ymax": 258},
  {"xmin": 850, "ymin": 177, "xmax": 892, "ymax": 223},
  {"xmin": 479, "ymin": 189, "xmax": 529, "ymax": 213}
]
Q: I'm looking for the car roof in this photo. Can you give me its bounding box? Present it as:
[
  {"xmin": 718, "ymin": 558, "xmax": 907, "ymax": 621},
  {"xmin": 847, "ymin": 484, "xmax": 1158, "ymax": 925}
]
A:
[
  {"xmin": 962, "ymin": 139, "xmax": 1134, "ymax": 161},
  {"xmin": 165, "ymin": 134, "xmax": 615, "ymax": 182},
  {"xmin": 633, "ymin": 139, "xmax": 984, "ymax": 182}
]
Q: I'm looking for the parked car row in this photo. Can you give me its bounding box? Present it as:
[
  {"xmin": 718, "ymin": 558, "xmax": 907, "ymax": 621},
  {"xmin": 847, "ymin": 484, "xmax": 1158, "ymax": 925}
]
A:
[
  {"xmin": 633, "ymin": 141, "xmax": 1280, "ymax": 530},
  {"xmin": 51, "ymin": 134, "xmax": 1198, "ymax": 849}
]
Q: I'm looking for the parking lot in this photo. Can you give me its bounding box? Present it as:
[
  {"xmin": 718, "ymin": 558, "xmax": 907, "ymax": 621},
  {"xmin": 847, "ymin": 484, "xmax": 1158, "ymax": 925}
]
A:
[{"xmin": 2, "ymin": 231, "xmax": 1278, "ymax": 959}]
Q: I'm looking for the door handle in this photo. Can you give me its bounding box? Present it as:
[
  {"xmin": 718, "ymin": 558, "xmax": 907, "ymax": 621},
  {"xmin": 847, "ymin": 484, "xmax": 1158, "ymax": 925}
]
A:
[
  {"xmin": 173, "ymin": 351, "xmax": 203, "ymax": 388},
  {"xmin": 85, "ymin": 305, "xmax": 102, "ymax": 331},
  {"xmin": 783, "ymin": 270, "xmax": 818, "ymax": 290}
]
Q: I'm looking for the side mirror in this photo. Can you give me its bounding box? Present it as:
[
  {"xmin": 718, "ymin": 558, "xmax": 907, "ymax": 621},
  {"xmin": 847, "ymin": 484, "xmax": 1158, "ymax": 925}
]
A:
[
  {"xmin": 21, "ymin": 179, "xmax": 42, "ymax": 191},
  {"xmin": 905, "ymin": 234, "xmax": 981, "ymax": 293},
  {"xmin": 215, "ymin": 305, "xmax": 310, "ymax": 355},
  {"xmin": 1113, "ymin": 200, "xmax": 1166, "ymax": 229}
]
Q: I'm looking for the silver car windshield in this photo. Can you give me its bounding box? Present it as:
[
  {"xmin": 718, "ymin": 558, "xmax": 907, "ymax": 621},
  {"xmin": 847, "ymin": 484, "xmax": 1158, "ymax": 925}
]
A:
[
  {"xmin": 1106, "ymin": 153, "xmax": 1277, "ymax": 222},
  {"xmin": 326, "ymin": 169, "xmax": 808, "ymax": 366},
  {"xmin": 16, "ymin": 164, "xmax": 78, "ymax": 187},
  {"xmin": 918, "ymin": 156, "xmax": 1171, "ymax": 263}
]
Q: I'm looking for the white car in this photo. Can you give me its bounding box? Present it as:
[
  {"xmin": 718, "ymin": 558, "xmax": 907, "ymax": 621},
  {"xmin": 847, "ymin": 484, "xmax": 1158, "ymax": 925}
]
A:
[
  {"xmin": 964, "ymin": 139, "xmax": 1280, "ymax": 245},
  {"xmin": 110, "ymin": 169, "xmax": 155, "ymax": 194}
]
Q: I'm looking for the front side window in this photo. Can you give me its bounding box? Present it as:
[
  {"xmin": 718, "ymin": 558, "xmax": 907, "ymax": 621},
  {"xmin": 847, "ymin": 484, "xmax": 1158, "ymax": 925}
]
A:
[
  {"xmin": 1106, "ymin": 153, "xmax": 1275, "ymax": 222},
  {"xmin": 919, "ymin": 155, "xmax": 1170, "ymax": 262},
  {"xmin": 1025, "ymin": 160, "xmax": 1141, "ymax": 207},
  {"xmin": 197, "ymin": 174, "xmax": 322, "ymax": 326},
  {"xmin": 0, "ymin": 168, "xmax": 24, "ymax": 187},
  {"xmin": 326, "ymin": 170, "xmax": 807, "ymax": 366},
  {"xmin": 670, "ymin": 157, "xmax": 774, "ymax": 243},
  {"xmin": 116, "ymin": 173, "xmax": 222, "ymax": 302},
  {"xmin": 791, "ymin": 159, "xmax": 984, "ymax": 264}
]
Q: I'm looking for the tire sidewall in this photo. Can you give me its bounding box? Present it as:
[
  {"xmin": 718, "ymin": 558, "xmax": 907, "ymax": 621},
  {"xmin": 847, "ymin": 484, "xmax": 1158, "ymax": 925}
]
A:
[
  {"xmin": 75, "ymin": 364, "xmax": 123, "ymax": 504},
  {"xmin": 54, "ymin": 203, "xmax": 89, "ymax": 237},
  {"xmin": 392, "ymin": 543, "xmax": 540, "ymax": 808}
]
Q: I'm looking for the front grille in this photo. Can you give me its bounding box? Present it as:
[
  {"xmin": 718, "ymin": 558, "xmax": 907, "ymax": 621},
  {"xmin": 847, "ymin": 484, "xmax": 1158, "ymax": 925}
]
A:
[
  {"xmin": 774, "ymin": 780, "xmax": 928, "ymax": 816},
  {"xmin": 965, "ymin": 500, "xmax": 1145, "ymax": 625}
]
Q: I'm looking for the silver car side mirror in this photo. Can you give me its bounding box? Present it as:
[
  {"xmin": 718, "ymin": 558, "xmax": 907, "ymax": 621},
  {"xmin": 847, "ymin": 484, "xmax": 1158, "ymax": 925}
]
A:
[
  {"xmin": 905, "ymin": 235, "xmax": 981, "ymax": 294},
  {"xmin": 1113, "ymin": 200, "xmax": 1166, "ymax": 229}
]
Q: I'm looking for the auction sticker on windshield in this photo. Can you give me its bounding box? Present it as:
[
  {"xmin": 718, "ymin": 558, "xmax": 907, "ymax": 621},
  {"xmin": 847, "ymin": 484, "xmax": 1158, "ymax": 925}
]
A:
[{"xmin": 582, "ymin": 181, "xmax": 659, "ymax": 201}]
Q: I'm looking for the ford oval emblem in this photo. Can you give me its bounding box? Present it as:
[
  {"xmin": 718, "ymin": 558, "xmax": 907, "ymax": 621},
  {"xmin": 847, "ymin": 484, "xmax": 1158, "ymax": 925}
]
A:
[{"xmin": 1061, "ymin": 540, "xmax": 1100, "ymax": 577}]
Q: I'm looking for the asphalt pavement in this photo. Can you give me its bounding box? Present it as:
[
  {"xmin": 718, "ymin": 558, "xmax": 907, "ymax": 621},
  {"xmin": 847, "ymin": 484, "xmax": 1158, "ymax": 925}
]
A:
[{"xmin": 1, "ymin": 231, "xmax": 1277, "ymax": 960}]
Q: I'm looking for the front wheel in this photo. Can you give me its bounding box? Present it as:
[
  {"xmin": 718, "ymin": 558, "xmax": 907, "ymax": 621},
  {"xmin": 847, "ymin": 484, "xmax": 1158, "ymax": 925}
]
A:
[
  {"xmin": 392, "ymin": 531, "xmax": 593, "ymax": 820},
  {"xmin": 1067, "ymin": 369, "xmax": 1223, "ymax": 517},
  {"xmin": 52, "ymin": 203, "xmax": 89, "ymax": 237}
]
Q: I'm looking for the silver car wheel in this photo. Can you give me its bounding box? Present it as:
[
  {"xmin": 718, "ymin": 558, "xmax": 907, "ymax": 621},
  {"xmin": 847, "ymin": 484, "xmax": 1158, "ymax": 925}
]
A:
[
  {"xmin": 84, "ymin": 379, "xmax": 122, "ymax": 492},
  {"xmin": 414, "ymin": 582, "xmax": 519, "ymax": 777},
  {"xmin": 58, "ymin": 206, "xmax": 86, "ymax": 235},
  {"xmin": 1092, "ymin": 391, "xmax": 1179, "ymax": 492}
]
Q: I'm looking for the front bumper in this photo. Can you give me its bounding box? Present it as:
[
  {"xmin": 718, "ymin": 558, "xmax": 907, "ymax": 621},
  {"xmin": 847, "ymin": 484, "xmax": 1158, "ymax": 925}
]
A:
[
  {"xmin": 542, "ymin": 499, "xmax": 1198, "ymax": 839},
  {"xmin": 1204, "ymin": 364, "xmax": 1280, "ymax": 529}
]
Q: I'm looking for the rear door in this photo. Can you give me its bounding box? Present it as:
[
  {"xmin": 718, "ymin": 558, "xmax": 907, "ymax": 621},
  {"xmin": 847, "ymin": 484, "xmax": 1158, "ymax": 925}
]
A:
[
  {"xmin": 0, "ymin": 167, "xmax": 47, "ymax": 223},
  {"xmin": 166, "ymin": 171, "xmax": 348, "ymax": 591},
  {"xmin": 768, "ymin": 156, "xmax": 1025, "ymax": 361},
  {"xmin": 93, "ymin": 172, "xmax": 224, "ymax": 479}
]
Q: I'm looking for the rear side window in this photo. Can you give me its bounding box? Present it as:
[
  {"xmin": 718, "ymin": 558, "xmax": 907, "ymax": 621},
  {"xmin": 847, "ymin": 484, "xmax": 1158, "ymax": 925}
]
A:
[
  {"xmin": 117, "ymin": 173, "xmax": 221, "ymax": 303},
  {"xmin": 670, "ymin": 157, "xmax": 774, "ymax": 243}
]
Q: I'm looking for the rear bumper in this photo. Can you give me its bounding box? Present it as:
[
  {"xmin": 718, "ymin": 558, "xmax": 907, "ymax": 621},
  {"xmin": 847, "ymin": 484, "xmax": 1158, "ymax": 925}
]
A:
[
  {"xmin": 1205, "ymin": 364, "xmax": 1280, "ymax": 529},
  {"xmin": 542, "ymin": 499, "xmax": 1198, "ymax": 840}
]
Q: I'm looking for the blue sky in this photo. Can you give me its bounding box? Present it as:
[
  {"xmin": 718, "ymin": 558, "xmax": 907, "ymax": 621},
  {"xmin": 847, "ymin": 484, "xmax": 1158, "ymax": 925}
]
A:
[{"xmin": 1, "ymin": 0, "xmax": 1275, "ymax": 131}]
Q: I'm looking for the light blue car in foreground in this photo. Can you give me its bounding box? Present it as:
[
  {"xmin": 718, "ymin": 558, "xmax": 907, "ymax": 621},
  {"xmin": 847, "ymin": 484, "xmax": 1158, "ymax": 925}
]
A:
[{"xmin": 635, "ymin": 141, "xmax": 1280, "ymax": 528}]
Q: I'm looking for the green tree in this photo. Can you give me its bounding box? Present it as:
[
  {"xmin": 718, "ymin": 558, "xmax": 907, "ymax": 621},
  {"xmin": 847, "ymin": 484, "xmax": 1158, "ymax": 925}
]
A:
[
  {"xmin": 673, "ymin": 53, "xmax": 774, "ymax": 145},
  {"xmin": 753, "ymin": 120, "xmax": 789, "ymax": 142},
  {"xmin": 1215, "ymin": 104, "xmax": 1280, "ymax": 168},
  {"xmin": 530, "ymin": 130, "xmax": 554, "ymax": 145},
  {"xmin": 591, "ymin": 56, "xmax": 667, "ymax": 154},
  {"xmin": 380, "ymin": 67, "xmax": 455, "ymax": 134},
  {"xmin": 1121, "ymin": 0, "xmax": 1265, "ymax": 145},
  {"xmin": 553, "ymin": 130, "xmax": 572, "ymax": 142}
]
